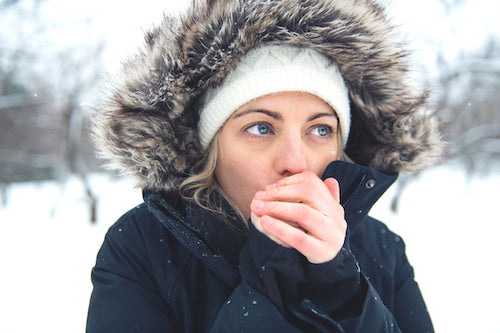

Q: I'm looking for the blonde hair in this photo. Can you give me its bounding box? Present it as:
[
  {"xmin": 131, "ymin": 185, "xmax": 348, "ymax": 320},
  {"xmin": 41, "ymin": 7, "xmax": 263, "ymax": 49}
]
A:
[
  {"xmin": 179, "ymin": 135, "xmax": 247, "ymax": 228},
  {"xmin": 179, "ymin": 128, "xmax": 349, "ymax": 227}
]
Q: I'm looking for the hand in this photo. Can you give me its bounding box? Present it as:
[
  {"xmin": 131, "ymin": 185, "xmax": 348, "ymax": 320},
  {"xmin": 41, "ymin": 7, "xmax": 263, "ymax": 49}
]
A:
[{"xmin": 250, "ymin": 172, "xmax": 346, "ymax": 264}]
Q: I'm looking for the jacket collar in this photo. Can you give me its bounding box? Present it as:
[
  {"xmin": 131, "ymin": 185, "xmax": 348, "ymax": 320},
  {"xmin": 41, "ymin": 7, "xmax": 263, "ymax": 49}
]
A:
[
  {"xmin": 145, "ymin": 190, "xmax": 244, "ymax": 287},
  {"xmin": 144, "ymin": 161, "xmax": 397, "ymax": 286},
  {"xmin": 322, "ymin": 161, "xmax": 398, "ymax": 234}
]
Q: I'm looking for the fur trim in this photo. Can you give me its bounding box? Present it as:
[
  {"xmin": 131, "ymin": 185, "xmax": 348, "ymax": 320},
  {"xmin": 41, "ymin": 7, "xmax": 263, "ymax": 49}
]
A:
[{"xmin": 93, "ymin": 0, "xmax": 445, "ymax": 192}]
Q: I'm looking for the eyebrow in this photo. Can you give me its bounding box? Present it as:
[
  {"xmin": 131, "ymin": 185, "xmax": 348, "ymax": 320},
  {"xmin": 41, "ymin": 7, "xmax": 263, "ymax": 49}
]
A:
[
  {"xmin": 232, "ymin": 109, "xmax": 337, "ymax": 122},
  {"xmin": 307, "ymin": 112, "xmax": 338, "ymax": 122},
  {"xmin": 232, "ymin": 109, "xmax": 283, "ymax": 120}
]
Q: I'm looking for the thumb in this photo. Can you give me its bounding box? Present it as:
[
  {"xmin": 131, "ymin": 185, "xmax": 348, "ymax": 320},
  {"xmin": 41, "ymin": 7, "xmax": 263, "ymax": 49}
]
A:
[{"xmin": 324, "ymin": 177, "xmax": 340, "ymax": 203}]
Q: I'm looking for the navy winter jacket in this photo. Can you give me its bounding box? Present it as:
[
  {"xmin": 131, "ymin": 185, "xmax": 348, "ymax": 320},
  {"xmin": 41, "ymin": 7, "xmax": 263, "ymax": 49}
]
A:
[{"xmin": 86, "ymin": 161, "xmax": 433, "ymax": 332}]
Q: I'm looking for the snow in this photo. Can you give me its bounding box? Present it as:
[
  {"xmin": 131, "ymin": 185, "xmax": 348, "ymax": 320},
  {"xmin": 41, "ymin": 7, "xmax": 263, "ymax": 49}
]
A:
[
  {"xmin": 2, "ymin": 0, "xmax": 500, "ymax": 331},
  {"xmin": 0, "ymin": 175, "xmax": 142, "ymax": 333},
  {"xmin": 1, "ymin": 164, "xmax": 499, "ymax": 332},
  {"xmin": 371, "ymin": 165, "xmax": 500, "ymax": 333}
]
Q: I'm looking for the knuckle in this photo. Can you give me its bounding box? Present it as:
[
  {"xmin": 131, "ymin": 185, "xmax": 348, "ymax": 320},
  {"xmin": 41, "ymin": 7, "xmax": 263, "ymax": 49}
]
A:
[
  {"xmin": 335, "ymin": 220, "xmax": 347, "ymax": 238},
  {"xmin": 296, "ymin": 204, "xmax": 313, "ymax": 221},
  {"xmin": 303, "ymin": 171, "xmax": 318, "ymax": 182},
  {"xmin": 275, "ymin": 222, "xmax": 288, "ymax": 238},
  {"xmin": 261, "ymin": 200, "xmax": 277, "ymax": 214},
  {"xmin": 299, "ymin": 182, "xmax": 315, "ymax": 198},
  {"xmin": 290, "ymin": 231, "xmax": 307, "ymax": 248},
  {"xmin": 271, "ymin": 185, "xmax": 282, "ymax": 197},
  {"xmin": 269, "ymin": 201, "xmax": 282, "ymax": 214},
  {"xmin": 328, "ymin": 203, "xmax": 344, "ymax": 218}
]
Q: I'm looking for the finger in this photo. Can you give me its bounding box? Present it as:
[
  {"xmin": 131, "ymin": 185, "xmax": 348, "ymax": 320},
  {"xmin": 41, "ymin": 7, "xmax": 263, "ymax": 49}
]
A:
[
  {"xmin": 260, "ymin": 215, "xmax": 337, "ymax": 264},
  {"xmin": 251, "ymin": 212, "xmax": 291, "ymax": 248},
  {"xmin": 324, "ymin": 177, "xmax": 340, "ymax": 203},
  {"xmin": 255, "ymin": 180, "xmax": 334, "ymax": 213},
  {"xmin": 266, "ymin": 171, "xmax": 320, "ymax": 190},
  {"xmin": 251, "ymin": 199, "xmax": 340, "ymax": 239}
]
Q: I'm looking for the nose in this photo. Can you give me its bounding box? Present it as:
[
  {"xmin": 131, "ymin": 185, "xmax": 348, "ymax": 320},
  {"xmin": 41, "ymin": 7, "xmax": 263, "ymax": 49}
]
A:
[{"xmin": 275, "ymin": 134, "xmax": 307, "ymax": 177}]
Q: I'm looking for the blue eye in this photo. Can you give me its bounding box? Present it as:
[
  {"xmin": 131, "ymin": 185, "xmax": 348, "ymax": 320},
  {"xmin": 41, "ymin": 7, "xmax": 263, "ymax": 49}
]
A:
[
  {"xmin": 247, "ymin": 123, "xmax": 271, "ymax": 135},
  {"xmin": 312, "ymin": 125, "xmax": 331, "ymax": 137}
]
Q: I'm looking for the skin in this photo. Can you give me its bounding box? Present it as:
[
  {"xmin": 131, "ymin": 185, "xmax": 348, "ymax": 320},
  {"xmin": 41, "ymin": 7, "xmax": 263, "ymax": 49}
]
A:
[{"xmin": 215, "ymin": 91, "xmax": 347, "ymax": 264}]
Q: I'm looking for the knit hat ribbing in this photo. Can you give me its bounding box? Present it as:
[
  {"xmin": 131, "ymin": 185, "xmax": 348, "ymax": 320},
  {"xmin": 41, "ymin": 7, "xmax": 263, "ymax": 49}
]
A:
[{"xmin": 199, "ymin": 44, "xmax": 351, "ymax": 148}]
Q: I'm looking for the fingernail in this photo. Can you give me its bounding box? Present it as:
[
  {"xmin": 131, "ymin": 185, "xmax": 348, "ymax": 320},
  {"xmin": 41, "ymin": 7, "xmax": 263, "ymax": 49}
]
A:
[
  {"xmin": 253, "ymin": 199, "xmax": 264, "ymax": 209},
  {"xmin": 255, "ymin": 191, "xmax": 267, "ymax": 199},
  {"xmin": 265, "ymin": 183, "xmax": 276, "ymax": 191}
]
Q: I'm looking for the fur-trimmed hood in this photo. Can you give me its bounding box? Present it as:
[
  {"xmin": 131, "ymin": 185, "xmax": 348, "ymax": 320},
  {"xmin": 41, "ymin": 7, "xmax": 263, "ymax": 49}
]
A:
[{"xmin": 93, "ymin": 0, "xmax": 444, "ymax": 192}]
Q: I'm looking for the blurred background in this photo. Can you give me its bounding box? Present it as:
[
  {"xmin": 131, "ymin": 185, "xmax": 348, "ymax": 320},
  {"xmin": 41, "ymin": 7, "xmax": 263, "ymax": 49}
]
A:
[{"xmin": 0, "ymin": 0, "xmax": 499, "ymax": 332}]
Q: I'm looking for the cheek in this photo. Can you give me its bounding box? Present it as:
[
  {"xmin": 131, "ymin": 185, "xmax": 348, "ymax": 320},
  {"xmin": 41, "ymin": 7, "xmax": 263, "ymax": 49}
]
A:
[
  {"xmin": 308, "ymin": 146, "xmax": 339, "ymax": 175},
  {"xmin": 216, "ymin": 156, "xmax": 272, "ymax": 220},
  {"xmin": 220, "ymin": 156, "xmax": 270, "ymax": 190},
  {"xmin": 216, "ymin": 146, "xmax": 271, "ymax": 202}
]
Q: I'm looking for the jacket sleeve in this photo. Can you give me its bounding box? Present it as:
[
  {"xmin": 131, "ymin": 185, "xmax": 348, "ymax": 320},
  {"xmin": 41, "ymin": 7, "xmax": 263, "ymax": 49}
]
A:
[
  {"xmin": 86, "ymin": 214, "xmax": 179, "ymax": 333},
  {"xmin": 210, "ymin": 223, "xmax": 403, "ymax": 333}
]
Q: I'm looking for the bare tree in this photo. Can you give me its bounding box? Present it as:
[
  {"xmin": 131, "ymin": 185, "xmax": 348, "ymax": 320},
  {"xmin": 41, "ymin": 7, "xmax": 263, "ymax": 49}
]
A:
[
  {"xmin": 435, "ymin": 38, "xmax": 500, "ymax": 174},
  {"xmin": 0, "ymin": 0, "xmax": 105, "ymax": 222},
  {"xmin": 386, "ymin": 0, "xmax": 500, "ymax": 211},
  {"xmin": 392, "ymin": 39, "xmax": 500, "ymax": 210}
]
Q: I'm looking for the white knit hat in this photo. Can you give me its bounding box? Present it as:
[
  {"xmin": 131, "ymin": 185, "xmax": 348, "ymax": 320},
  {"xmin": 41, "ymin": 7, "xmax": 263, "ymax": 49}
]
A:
[{"xmin": 199, "ymin": 44, "xmax": 350, "ymax": 148}]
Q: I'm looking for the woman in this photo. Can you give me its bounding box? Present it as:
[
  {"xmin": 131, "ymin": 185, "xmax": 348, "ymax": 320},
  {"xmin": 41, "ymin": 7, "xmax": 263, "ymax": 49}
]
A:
[{"xmin": 87, "ymin": 0, "xmax": 443, "ymax": 332}]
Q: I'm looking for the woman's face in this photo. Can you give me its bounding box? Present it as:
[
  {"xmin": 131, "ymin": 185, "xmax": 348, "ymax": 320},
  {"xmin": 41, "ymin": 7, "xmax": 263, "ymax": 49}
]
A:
[{"xmin": 215, "ymin": 91, "xmax": 340, "ymax": 220}]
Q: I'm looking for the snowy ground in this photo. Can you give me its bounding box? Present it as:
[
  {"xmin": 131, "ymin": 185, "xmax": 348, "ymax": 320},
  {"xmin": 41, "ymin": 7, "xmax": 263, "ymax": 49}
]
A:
[{"xmin": 0, "ymin": 164, "xmax": 499, "ymax": 333}]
